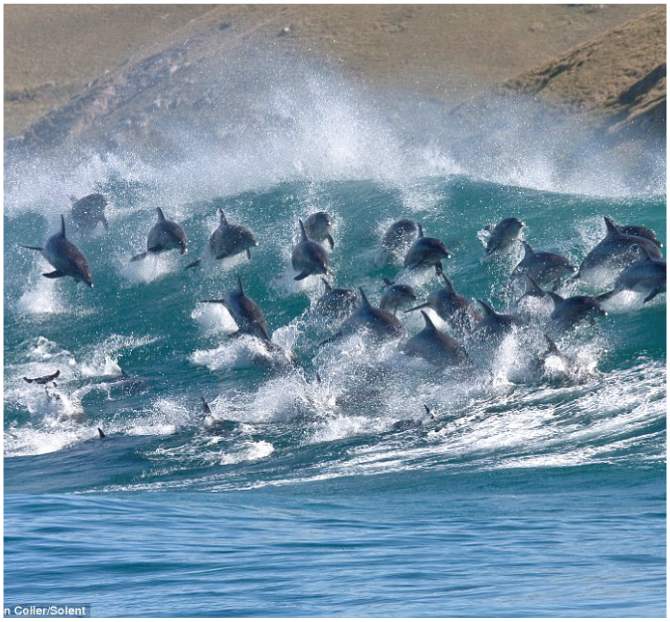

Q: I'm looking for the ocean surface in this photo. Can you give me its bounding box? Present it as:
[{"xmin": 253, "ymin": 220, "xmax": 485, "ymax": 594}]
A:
[{"xmin": 3, "ymin": 71, "xmax": 666, "ymax": 616}]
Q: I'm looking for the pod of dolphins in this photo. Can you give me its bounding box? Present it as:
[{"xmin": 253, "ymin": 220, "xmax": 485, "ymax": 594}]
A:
[{"xmin": 19, "ymin": 193, "xmax": 666, "ymax": 436}]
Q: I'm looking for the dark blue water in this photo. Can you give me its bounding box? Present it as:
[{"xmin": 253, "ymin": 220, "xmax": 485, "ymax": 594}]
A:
[{"xmin": 3, "ymin": 79, "xmax": 666, "ymax": 616}]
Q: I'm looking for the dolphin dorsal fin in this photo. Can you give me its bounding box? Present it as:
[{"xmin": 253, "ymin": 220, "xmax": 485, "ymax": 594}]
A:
[
  {"xmin": 236, "ymin": 276, "xmax": 244, "ymax": 295},
  {"xmin": 156, "ymin": 207, "xmax": 166, "ymax": 222},
  {"xmin": 544, "ymin": 334, "xmax": 560, "ymax": 354},
  {"xmin": 218, "ymin": 208, "xmax": 227, "ymax": 224},
  {"xmin": 548, "ymin": 292, "xmax": 564, "ymax": 306},
  {"xmin": 477, "ymin": 299, "xmax": 498, "ymax": 318},
  {"xmin": 521, "ymin": 241, "xmax": 534, "ymax": 258},
  {"xmin": 440, "ymin": 273, "xmax": 455, "ymax": 293},
  {"xmin": 60, "ymin": 215, "xmax": 66, "ymax": 238},
  {"xmin": 382, "ymin": 277, "xmax": 393, "ymax": 287},
  {"xmin": 421, "ymin": 310, "xmax": 437, "ymax": 331},
  {"xmin": 604, "ymin": 216, "xmax": 621, "ymax": 238},
  {"xmin": 321, "ymin": 278, "xmax": 332, "ymax": 292},
  {"xmin": 315, "ymin": 372, "xmax": 322, "ymax": 384},
  {"xmin": 298, "ymin": 219, "xmax": 308, "ymax": 241},
  {"xmin": 97, "ymin": 427, "xmax": 106, "ymax": 439},
  {"xmin": 417, "ymin": 223, "xmax": 424, "ymax": 238},
  {"xmin": 359, "ymin": 288, "xmax": 372, "ymax": 309},
  {"xmin": 423, "ymin": 404, "xmax": 431, "ymax": 415},
  {"xmin": 201, "ymin": 396, "xmax": 212, "ymax": 415}
]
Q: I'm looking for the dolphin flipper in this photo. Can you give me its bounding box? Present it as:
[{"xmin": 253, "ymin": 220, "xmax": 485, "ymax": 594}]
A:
[
  {"xmin": 326, "ymin": 234, "xmax": 335, "ymax": 249},
  {"xmin": 294, "ymin": 271, "xmax": 312, "ymax": 281},
  {"xmin": 43, "ymin": 270, "xmax": 66, "ymax": 279},
  {"xmin": 246, "ymin": 249, "xmax": 252, "ymax": 260},
  {"xmin": 185, "ymin": 259, "xmax": 202, "ymax": 270},
  {"xmin": 130, "ymin": 251, "xmax": 148, "ymax": 262},
  {"xmin": 644, "ymin": 288, "xmax": 662, "ymax": 303},
  {"xmin": 20, "ymin": 245, "xmax": 43, "ymax": 251},
  {"xmin": 405, "ymin": 302, "xmax": 430, "ymax": 313}
]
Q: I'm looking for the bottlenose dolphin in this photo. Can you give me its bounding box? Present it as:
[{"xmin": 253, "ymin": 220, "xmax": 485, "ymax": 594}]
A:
[
  {"xmin": 186, "ymin": 209, "xmax": 257, "ymax": 269},
  {"xmin": 485, "ymin": 217, "xmax": 525, "ymax": 254},
  {"xmin": 406, "ymin": 274, "xmax": 481, "ymax": 332},
  {"xmin": 572, "ymin": 217, "xmax": 662, "ymax": 282},
  {"xmin": 599, "ymin": 247, "xmax": 666, "ymax": 303},
  {"xmin": 200, "ymin": 276, "xmax": 271, "ymax": 342},
  {"xmin": 130, "ymin": 208, "xmax": 187, "ymax": 262},
  {"xmin": 320, "ymin": 288, "xmax": 404, "ymax": 344},
  {"xmin": 404, "ymin": 225, "xmax": 452, "ymax": 274},
  {"xmin": 380, "ymin": 278, "xmax": 417, "ymax": 314},
  {"xmin": 381, "ymin": 219, "xmax": 420, "ymax": 257},
  {"xmin": 21, "ymin": 215, "xmax": 94, "ymax": 286},
  {"xmin": 291, "ymin": 219, "xmax": 329, "ymax": 280},
  {"xmin": 23, "ymin": 370, "xmax": 60, "ymax": 385},
  {"xmin": 315, "ymin": 278, "xmax": 358, "ymax": 317},
  {"xmin": 402, "ymin": 311, "xmax": 469, "ymax": 368},
  {"xmin": 513, "ymin": 241, "xmax": 575, "ymax": 290},
  {"xmin": 70, "ymin": 193, "xmax": 109, "ymax": 232},
  {"xmin": 475, "ymin": 299, "xmax": 524, "ymax": 341},
  {"xmin": 304, "ymin": 211, "xmax": 335, "ymax": 249},
  {"xmin": 547, "ymin": 291, "xmax": 607, "ymax": 333}
]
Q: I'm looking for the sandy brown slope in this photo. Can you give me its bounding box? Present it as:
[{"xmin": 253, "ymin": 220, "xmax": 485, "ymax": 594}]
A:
[
  {"xmin": 4, "ymin": 4, "xmax": 653, "ymax": 139},
  {"xmin": 503, "ymin": 6, "xmax": 666, "ymax": 144}
]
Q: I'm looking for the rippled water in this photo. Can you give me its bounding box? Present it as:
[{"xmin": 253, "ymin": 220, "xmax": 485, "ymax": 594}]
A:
[{"xmin": 4, "ymin": 66, "xmax": 666, "ymax": 615}]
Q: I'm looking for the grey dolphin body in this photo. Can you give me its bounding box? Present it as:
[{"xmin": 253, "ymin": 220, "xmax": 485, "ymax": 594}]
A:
[
  {"xmin": 304, "ymin": 212, "xmax": 335, "ymax": 249},
  {"xmin": 406, "ymin": 274, "xmax": 481, "ymax": 333},
  {"xmin": 402, "ymin": 311, "xmax": 469, "ymax": 368},
  {"xmin": 404, "ymin": 225, "xmax": 452, "ymax": 274},
  {"xmin": 381, "ymin": 219, "xmax": 420, "ymax": 257},
  {"xmin": 547, "ymin": 291, "xmax": 607, "ymax": 333},
  {"xmin": 475, "ymin": 299, "xmax": 524, "ymax": 342},
  {"xmin": 131, "ymin": 208, "xmax": 187, "ymax": 262},
  {"xmin": 600, "ymin": 250, "xmax": 666, "ymax": 303},
  {"xmin": 513, "ymin": 242, "xmax": 575, "ymax": 290},
  {"xmin": 70, "ymin": 193, "xmax": 109, "ymax": 232},
  {"xmin": 200, "ymin": 276, "xmax": 271, "ymax": 342},
  {"xmin": 321, "ymin": 288, "xmax": 404, "ymax": 344},
  {"xmin": 291, "ymin": 220, "xmax": 329, "ymax": 280},
  {"xmin": 186, "ymin": 209, "xmax": 257, "ymax": 269},
  {"xmin": 573, "ymin": 217, "xmax": 662, "ymax": 282},
  {"xmin": 486, "ymin": 217, "xmax": 525, "ymax": 255},
  {"xmin": 21, "ymin": 215, "xmax": 94, "ymax": 286},
  {"xmin": 380, "ymin": 279, "xmax": 417, "ymax": 314},
  {"xmin": 315, "ymin": 279, "xmax": 358, "ymax": 317}
]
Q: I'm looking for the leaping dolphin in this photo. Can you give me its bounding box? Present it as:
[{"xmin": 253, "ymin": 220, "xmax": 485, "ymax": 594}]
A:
[
  {"xmin": 404, "ymin": 224, "xmax": 452, "ymax": 274},
  {"xmin": 401, "ymin": 310, "xmax": 469, "ymax": 368},
  {"xmin": 380, "ymin": 278, "xmax": 417, "ymax": 315},
  {"xmin": 131, "ymin": 208, "xmax": 187, "ymax": 262},
  {"xmin": 485, "ymin": 217, "xmax": 525, "ymax": 255},
  {"xmin": 291, "ymin": 219, "xmax": 329, "ymax": 280},
  {"xmin": 315, "ymin": 278, "xmax": 358, "ymax": 317},
  {"xmin": 21, "ymin": 215, "xmax": 93, "ymax": 286},
  {"xmin": 512, "ymin": 241, "xmax": 575, "ymax": 290},
  {"xmin": 599, "ymin": 246, "xmax": 666, "ymax": 304},
  {"xmin": 304, "ymin": 211, "xmax": 335, "ymax": 249},
  {"xmin": 70, "ymin": 193, "xmax": 109, "ymax": 232},
  {"xmin": 185, "ymin": 209, "xmax": 257, "ymax": 269},
  {"xmin": 381, "ymin": 219, "xmax": 420, "ymax": 261}
]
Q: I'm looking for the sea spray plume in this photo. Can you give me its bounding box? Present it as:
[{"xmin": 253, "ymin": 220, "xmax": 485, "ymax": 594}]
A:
[
  {"xmin": 291, "ymin": 219, "xmax": 329, "ymax": 280},
  {"xmin": 185, "ymin": 208, "xmax": 257, "ymax": 269},
  {"xmin": 20, "ymin": 215, "xmax": 94, "ymax": 287},
  {"xmin": 130, "ymin": 208, "xmax": 187, "ymax": 262},
  {"xmin": 512, "ymin": 241, "xmax": 575, "ymax": 290},
  {"xmin": 304, "ymin": 211, "xmax": 335, "ymax": 249},
  {"xmin": 571, "ymin": 217, "xmax": 662, "ymax": 284},
  {"xmin": 485, "ymin": 217, "xmax": 525, "ymax": 255},
  {"xmin": 404, "ymin": 224, "xmax": 452, "ymax": 275}
]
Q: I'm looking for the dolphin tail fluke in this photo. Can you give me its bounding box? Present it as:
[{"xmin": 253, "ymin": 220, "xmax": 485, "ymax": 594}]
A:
[
  {"xmin": 130, "ymin": 251, "xmax": 148, "ymax": 262},
  {"xmin": 184, "ymin": 259, "xmax": 201, "ymax": 270},
  {"xmin": 20, "ymin": 245, "xmax": 43, "ymax": 251},
  {"xmin": 43, "ymin": 270, "xmax": 65, "ymax": 279},
  {"xmin": 294, "ymin": 271, "xmax": 311, "ymax": 281},
  {"xmin": 643, "ymin": 288, "xmax": 662, "ymax": 303},
  {"xmin": 326, "ymin": 234, "xmax": 335, "ymax": 249},
  {"xmin": 405, "ymin": 301, "xmax": 430, "ymax": 313}
]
